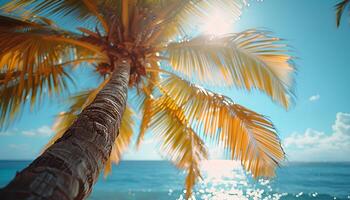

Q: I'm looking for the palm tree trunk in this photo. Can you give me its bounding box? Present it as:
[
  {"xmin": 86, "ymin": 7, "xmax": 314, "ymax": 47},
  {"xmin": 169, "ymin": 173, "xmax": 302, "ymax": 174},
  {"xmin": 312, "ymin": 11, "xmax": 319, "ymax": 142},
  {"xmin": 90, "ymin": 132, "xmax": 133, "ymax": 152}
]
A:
[{"xmin": 0, "ymin": 61, "xmax": 130, "ymax": 200}]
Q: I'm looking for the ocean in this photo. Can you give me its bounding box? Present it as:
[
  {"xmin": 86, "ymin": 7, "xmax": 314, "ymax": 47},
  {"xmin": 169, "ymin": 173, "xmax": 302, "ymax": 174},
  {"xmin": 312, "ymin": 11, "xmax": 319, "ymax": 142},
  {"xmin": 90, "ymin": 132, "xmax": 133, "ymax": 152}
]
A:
[{"xmin": 0, "ymin": 160, "xmax": 349, "ymax": 200}]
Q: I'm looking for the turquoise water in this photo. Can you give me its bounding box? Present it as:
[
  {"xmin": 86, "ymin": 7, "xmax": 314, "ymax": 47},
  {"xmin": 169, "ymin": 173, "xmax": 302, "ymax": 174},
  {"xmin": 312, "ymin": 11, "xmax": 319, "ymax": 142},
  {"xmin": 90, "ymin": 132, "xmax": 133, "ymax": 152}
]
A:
[{"xmin": 0, "ymin": 161, "xmax": 349, "ymax": 200}]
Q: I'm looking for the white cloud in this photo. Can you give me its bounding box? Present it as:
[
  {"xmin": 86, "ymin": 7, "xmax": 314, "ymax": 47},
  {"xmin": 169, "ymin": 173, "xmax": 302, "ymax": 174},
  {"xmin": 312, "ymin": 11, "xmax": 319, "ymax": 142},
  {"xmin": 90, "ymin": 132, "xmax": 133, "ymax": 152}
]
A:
[
  {"xmin": 22, "ymin": 126, "xmax": 53, "ymax": 137},
  {"xmin": 309, "ymin": 94, "xmax": 320, "ymax": 101},
  {"xmin": 283, "ymin": 112, "xmax": 350, "ymax": 161}
]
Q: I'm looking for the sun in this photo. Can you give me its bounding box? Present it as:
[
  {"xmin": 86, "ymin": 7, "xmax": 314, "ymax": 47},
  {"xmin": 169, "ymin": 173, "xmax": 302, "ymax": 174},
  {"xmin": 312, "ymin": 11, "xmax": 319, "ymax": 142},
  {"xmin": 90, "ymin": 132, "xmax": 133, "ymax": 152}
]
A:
[{"xmin": 201, "ymin": 10, "xmax": 234, "ymax": 35}]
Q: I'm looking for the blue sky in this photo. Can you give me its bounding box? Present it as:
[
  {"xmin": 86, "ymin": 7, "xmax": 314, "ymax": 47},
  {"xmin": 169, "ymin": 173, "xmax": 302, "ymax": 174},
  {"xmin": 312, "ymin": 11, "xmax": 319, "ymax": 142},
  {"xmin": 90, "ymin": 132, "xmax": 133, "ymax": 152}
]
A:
[{"xmin": 1, "ymin": 0, "xmax": 350, "ymax": 161}]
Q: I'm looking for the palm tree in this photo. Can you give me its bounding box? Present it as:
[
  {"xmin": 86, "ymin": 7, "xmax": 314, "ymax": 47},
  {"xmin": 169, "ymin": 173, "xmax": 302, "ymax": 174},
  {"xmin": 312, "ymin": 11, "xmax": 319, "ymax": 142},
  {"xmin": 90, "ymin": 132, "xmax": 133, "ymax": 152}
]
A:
[
  {"xmin": 0, "ymin": 1, "xmax": 295, "ymax": 199},
  {"xmin": 336, "ymin": 0, "xmax": 350, "ymax": 27}
]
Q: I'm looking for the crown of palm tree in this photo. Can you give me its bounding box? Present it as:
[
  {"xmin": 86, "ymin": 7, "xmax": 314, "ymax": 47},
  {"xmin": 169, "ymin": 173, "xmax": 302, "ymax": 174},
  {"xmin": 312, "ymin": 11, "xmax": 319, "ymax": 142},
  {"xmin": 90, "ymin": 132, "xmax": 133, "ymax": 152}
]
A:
[{"xmin": 0, "ymin": 1, "xmax": 295, "ymax": 199}]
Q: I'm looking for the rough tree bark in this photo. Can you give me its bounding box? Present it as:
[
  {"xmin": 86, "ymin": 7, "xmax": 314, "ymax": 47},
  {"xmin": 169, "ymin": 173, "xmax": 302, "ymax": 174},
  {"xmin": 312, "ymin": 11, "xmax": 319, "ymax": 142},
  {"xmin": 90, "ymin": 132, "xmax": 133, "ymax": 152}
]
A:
[{"xmin": 0, "ymin": 61, "xmax": 130, "ymax": 200}]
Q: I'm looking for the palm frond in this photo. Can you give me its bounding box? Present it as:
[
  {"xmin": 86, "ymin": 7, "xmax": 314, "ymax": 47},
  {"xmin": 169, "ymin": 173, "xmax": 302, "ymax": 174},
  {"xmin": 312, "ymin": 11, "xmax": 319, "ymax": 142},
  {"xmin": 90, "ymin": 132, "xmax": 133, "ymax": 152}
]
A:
[
  {"xmin": 136, "ymin": 97, "xmax": 154, "ymax": 147},
  {"xmin": 157, "ymin": 75, "xmax": 285, "ymax": 177},
  {"xmin": 0, "ymin": 15, "xmax": 103, "ymax": 70},
  {"xmin": 136, "ymin": 60, "xmax": 160, "ymax": 147},
  {"xmin": 165, "ymin": 30, "xmax": 295, "ymax": 108},
  {"xmin": 1, "ymin": 0, "xmax": 108, "ymax": 29},
  {"xmin": 0, "ymin": 15, "xmax": 104, "ymax": 127},
  {"xmin": 170, "ymin": 0, "xmax": 243, "ymax": 38},
  {"xmin": 0, "ymin": 15, "xmax": 41, "ymax": 29},
  {"xmin": 150, "ymin": 95, "xmax": 208, "ymax": 199},
  {"xmin": 0, "ymin": 66, "xmax": 71, "ymax": 128},
  {"xmin": 336, "ymin": 0, "xmax": 350, "ymax": 27},
  {"xmin": 0, "ymin": 32, "xmax": 97, "ymax": 72},
  {"xmin": 139, "ymin": 0, "xmax": 245, "ymax": 44}
]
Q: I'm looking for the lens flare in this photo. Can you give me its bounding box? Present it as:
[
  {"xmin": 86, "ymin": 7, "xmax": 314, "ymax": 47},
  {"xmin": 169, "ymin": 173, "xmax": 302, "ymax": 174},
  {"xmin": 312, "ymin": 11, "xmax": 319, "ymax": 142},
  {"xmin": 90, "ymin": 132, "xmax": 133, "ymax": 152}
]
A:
[{"xmin": 201, "ymin": 10, "xmax": 233, "ymax": 35}]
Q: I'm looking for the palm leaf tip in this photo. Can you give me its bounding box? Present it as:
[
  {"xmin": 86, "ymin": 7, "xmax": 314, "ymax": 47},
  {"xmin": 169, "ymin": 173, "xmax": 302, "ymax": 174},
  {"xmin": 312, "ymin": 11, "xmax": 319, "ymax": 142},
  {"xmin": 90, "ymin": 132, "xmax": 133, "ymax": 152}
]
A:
[
  {"xmin": 149, "ymin": 95, "xmax": 208, "ymax": 199},
  {"xmin": 232, "ymin": 105, "xmax": 285, "ymax": 177},
  {"xmin": 136, "ymin": 61, "xmax": 160, "ymax": 148},
  {"xmin": 336, "ymin": 0, "xmax": 350, "ymax": 27}
]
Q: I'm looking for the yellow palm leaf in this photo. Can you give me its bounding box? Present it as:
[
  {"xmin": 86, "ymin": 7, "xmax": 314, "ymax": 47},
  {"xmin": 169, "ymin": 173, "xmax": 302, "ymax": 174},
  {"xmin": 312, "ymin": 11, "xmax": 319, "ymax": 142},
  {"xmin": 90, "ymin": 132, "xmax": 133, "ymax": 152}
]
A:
[
  {"xmin": 144, "ymin": 0, "xmax": 244, "ymax": 42},
  {"xmin": 150, "ymin": 95, "xmax": 208, "ymax": 199},
  {"xmin": 129, "ymin": 0, "xmax": 243, "ymax": 46},
  {"xmin": 136, "ymin": 97, "xmax": 154, "ymax": 147},
  {"xmin": 0, "ymin": 15, "xmax": 104, "ymax": 127},
  {"xmin": 0, "ymin": 65, "xmax": 71, "ymax": 128},
  {"xmin": 136, "ymin": 60, "xmax": 160, "ymax": 147},
  {"xmin": 0, "ymin": 15, "xmax": 41, "ymax": 29},
  {"xmin": 166, "ymin": 30, "xmax": 295, "ymax": 108},
  {"xmin": 121, "ymin": 0, "xmax": 139, "ymax": 39},
  {"xmin": 158, "ymin": 75, "xmax": 285, "ymax": 177},
  {"xmin": 0, "ymin": 15, "xmax": 103, "ymax": 71},
  {"xmin": 1, "ymin": 0, "xmax": 108, "ymax": 29}
]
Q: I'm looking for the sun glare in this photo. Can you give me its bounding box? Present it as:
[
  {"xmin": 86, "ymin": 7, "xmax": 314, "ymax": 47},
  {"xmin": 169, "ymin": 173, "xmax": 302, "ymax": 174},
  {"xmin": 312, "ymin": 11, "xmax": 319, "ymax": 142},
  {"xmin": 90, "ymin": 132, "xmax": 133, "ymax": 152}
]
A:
[
  {"xmin": 201, "ymin": 160, "xmax": 242, "ymax": 179},
  {"xmin": 193, "ymin": 160, "xmax": 281, "ymax": 200},
  {"xmin": 201, "ymin": 10, "xmax": 234, "ymax": 35}
]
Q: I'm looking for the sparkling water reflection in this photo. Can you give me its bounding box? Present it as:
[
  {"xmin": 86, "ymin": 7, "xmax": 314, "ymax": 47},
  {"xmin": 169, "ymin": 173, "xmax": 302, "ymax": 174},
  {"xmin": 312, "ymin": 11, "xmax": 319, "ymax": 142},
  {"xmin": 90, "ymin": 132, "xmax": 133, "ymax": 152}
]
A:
[
  {"xmin": 174, "ymin": 160, "xmax": 283, "ymax": 200},
  {"xmin": 175, "ymin": 160, "xmax": 350, "ymax": 200}
]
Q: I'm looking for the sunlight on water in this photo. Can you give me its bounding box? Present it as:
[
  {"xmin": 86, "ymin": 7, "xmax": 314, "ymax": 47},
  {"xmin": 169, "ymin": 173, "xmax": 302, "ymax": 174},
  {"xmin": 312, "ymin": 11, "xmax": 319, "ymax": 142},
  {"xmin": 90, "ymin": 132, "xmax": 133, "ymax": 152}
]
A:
[
  {"xmin": 177, "ymin": 160, "xmax": 287, "ymax": 200},
  {"xmin": 2, "ymin": 161, "xmax": 349, "ymax": 200}
]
